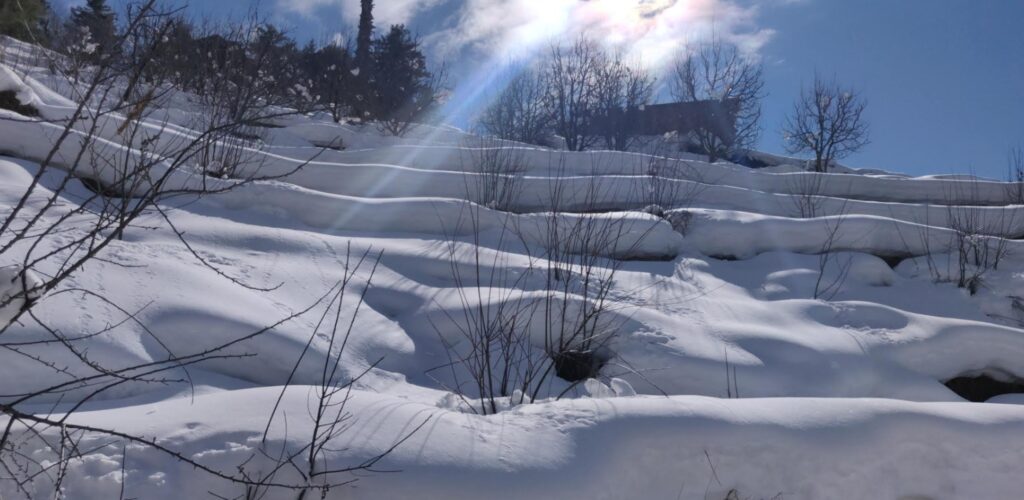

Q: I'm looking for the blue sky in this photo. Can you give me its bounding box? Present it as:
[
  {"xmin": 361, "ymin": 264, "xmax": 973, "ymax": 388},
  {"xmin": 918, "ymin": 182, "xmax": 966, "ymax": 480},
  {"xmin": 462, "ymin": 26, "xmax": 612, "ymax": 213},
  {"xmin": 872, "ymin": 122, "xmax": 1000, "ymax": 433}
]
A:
[
  {"xmin": 756, "ymin": 1, "xmax": 1024, "ymax": 178},
  {"xmin": 62, "ymin": 0, "xmax": 1024, "ymax": 178}
]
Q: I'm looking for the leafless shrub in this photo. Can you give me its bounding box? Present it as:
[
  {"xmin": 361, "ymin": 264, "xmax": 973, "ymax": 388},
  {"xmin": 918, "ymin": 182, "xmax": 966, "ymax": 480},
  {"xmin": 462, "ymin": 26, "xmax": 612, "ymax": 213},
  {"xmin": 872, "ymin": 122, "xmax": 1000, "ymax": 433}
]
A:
[
  {"xmin": 814, "ymin": 205, "xmax": 853, "ymax": 300},
  {"xmin": 462, "ymin": 136, "xmax": 526, "ymax": 211},
  {"xmin": 428, "ymin": 203, "xmax": 546, "ymax": 415},
  {"xmin": 249, "ymin": 245, "xmax": 427, "ymax": 498},
  {"xmin": 787, "ymin": 172, "xmax": 827, "ymax": 218},
  {"xmin": 532, "ymin": 171, "xmax": 622, "ymax": 385},
  {"xmin": 945, "ymin": 178, "xmax": 1015, "ymax": 294},
  {"xmin": 433, "ymin": 153, "xmax": 666, "ymax": 414},
  {"xmin": 782, "ymin": 74, "xmax": 869, "ymax": 173},
  {"xmin": 634, "ymin": 138, "xmax": 711, "ymax": 216},
  {"xmin": 889, "ymin": 203, "xmax": 943, "ymax": 282}
]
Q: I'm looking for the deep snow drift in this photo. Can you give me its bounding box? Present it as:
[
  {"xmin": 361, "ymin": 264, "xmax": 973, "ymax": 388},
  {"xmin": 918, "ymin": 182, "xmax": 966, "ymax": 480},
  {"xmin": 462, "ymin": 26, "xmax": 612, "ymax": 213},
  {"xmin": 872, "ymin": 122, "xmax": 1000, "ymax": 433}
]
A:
[{"xmin": 3, "ymin": 37, "xmax": 1024, "ymax": 499}]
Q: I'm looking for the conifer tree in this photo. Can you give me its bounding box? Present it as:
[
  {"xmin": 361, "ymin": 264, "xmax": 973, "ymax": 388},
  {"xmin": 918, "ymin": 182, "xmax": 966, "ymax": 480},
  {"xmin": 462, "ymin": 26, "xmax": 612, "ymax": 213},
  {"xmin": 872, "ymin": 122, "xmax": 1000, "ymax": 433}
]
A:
[
  {"xmin": 0, "ymin": 0, "xmax": 49, "ymax": 42},
  {"xmin": 69, "ymin": 0, "xmax": 117, "ymax": 56},
  {"xmin": 370, "ymin": 24, "xmax": 439, "ymax": 134}
]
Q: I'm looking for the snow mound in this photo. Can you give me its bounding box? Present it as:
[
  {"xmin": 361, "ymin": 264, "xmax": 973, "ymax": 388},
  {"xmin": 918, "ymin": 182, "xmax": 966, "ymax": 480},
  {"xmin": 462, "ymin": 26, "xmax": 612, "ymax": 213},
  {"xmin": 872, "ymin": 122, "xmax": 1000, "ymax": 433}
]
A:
[{"xmin": 3, "ymin": 35, "xmax": 1024, "ymax": 499}]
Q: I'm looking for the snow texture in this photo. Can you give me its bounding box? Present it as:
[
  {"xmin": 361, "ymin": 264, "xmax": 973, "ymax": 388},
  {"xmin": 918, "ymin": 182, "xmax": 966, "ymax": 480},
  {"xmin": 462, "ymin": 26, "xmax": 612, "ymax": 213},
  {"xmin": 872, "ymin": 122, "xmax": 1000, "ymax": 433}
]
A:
[{"xmin": 2, "ymin": 35, "xmax": 1024, "ymax": 499}]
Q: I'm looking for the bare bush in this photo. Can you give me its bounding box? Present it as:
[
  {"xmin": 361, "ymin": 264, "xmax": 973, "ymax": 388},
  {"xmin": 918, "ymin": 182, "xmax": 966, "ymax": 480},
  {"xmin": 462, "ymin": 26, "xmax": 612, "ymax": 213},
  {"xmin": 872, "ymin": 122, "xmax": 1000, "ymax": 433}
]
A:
[
  {"xmin": 462, "ymin": 136, "xmax": 526, "ymax": 211},
  {"xmin": 944, "ymin": 178, "xmax": 1015, "ymax": 294},
  {"xmin": 432, "ymin": 153, "xmax": 664, "ymax": 414},
  {"xmin": 814, "ymin": 206, "xmax": 852, "ymax": 300},
  {"xmin": 634, "ymin": 139, "xmax": 711, "ymax": 216},
  {"xmin": 783, "ymin": 74, "xmax": 869, "ymax": 173},
  {"xmin": 787, "ymin": 172, "xmax": 827, "ymax": 218},
  {"xmin": 429, "ymin": 204, "xmax": 546, "ymax": 415},
  {"xmin": 247, "ymin": 245, "xmax": 427, "ymax": 498}
]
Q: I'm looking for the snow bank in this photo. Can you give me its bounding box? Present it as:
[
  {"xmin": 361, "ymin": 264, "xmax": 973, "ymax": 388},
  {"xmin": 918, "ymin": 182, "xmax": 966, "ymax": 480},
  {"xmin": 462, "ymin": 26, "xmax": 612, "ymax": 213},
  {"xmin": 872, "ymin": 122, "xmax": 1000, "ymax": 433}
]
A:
[
  {"xmin": 680, "ymin": 208, "xmax": 1020, "ymax": 260},
  {"xmin": 4, "ymin": 35, "xmax": 1024, "ymax": 500},
  {"xmin": 16, "ymin": 390, "xmax": 1024, "ymax": 500}
]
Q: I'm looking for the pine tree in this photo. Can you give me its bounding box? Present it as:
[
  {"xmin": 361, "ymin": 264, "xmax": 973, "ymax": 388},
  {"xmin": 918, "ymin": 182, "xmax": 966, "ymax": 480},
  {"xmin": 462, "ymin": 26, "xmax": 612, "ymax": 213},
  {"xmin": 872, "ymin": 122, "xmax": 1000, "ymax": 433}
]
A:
[
  {"xmin": 350, "ymin": 0, "xmax": 374, "ymax": 118},
  {"xmin": 0, "ymin": 0, "xmax": 49, "ymax": 42},
  {"xmin": 355, "ymin": 0, "xmax": 373, "ymax": 71},
  {"xmin": 69, "ymin": 0, "xmax": 116, "ymax": 55},
  {"xmin": 370, "ymin": 24, "xmax": 438, "ymax": 134}
]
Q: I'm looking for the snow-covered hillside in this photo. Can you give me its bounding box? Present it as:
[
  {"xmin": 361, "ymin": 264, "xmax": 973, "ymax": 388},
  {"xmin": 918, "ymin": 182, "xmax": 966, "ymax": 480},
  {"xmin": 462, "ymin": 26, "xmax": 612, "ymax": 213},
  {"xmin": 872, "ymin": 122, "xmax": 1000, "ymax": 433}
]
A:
[{"xmin": 3, "ymin": 37, "xmax": 1024, "ymax": 499}]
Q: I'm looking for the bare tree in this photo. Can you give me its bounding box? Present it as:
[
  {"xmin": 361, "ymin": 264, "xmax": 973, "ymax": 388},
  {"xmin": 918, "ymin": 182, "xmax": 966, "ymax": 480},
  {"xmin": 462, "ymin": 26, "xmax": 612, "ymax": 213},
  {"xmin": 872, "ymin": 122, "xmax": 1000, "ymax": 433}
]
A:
[
  {"xmin": 477, "ymin": 63, "xmax": 551, "ymax": 146},
  {"xmin": 670, "ymin": 37, "xmax": 764, "ymax": 162},
  {"xmin": 546, "ymin": 35, "xmax": 603, "ymax": 152},
  {"xmin": 783, "ymin": 74, "xmax": 869, "ymax": 173},
  {"xmin": 592, "ymin": 52, "xmax": 655, "ymax": 151}
]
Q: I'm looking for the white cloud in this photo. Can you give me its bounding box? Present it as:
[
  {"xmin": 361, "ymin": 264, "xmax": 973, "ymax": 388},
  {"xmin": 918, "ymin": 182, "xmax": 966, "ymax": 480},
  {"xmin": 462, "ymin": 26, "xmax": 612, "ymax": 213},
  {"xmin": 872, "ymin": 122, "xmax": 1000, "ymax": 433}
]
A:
[
  {"xmin": 277, "ymin": 0, "xmax": 785, "ymax": 72},
  {"xmin": 425, "ymin": 0, "xmax": 779, "ymax": 70},
  {"xmin": 277, "ymin": 0, "xmax": 444, "ymax": 28}
]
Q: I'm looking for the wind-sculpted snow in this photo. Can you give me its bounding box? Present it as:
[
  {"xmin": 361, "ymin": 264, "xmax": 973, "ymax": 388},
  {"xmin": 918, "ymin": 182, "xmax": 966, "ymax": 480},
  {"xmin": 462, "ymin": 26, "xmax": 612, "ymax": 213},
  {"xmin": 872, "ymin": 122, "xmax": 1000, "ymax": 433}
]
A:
[
  {"xmin": 4, "ymin": 44, "xmax": 1024, "ymax": 499},
  {"xmin": 17, "ymin": 390, "xmax": 1024, "ymax": 499},
  {"xmin": 681, "ymin": 208, "xmax": 1024, "ymax": 259}
]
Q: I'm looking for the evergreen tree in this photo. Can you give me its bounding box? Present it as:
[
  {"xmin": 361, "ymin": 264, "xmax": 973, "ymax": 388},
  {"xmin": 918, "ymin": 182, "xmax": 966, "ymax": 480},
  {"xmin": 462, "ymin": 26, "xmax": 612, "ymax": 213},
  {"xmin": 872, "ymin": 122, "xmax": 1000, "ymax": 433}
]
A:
[
  {"xmin": 0, "ymin": 0, "xmax": 49, "ymax": 42},
  {"xmin": 305, "ymin": 40, "xmax": 353, "ymax": 122},
  {"xmin": 69, "ymin": 0, "xmax": 116, "ymax": 56},
  {"xmin": 355, "ymin": 0, "xmax": 373, "ymax": 71},
  {"xmin": 370, "ymin": 24, "xmax": 438, "ymax": 134},
  {"xmin": 351, "ymin": 0, "xmax": 374, "ymax": 118}
]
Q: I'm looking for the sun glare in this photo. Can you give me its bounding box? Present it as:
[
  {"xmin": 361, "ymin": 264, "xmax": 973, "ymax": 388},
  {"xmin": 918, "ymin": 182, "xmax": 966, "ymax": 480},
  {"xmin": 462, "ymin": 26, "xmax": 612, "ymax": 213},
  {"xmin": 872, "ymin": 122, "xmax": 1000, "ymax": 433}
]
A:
[{"xmin": 498, "ymin": 0, "xmax": 699, "ymax": 68}]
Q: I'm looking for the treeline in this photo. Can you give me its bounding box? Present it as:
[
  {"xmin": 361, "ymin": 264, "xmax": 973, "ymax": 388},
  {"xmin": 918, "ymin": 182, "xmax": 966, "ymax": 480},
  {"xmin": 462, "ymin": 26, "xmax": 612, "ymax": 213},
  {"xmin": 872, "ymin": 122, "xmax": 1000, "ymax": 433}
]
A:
[
  {"xmin": 481, "ymin": 34, "xmax": 871, "ymax": 171},
  {"xmin": 0, "ymin": 0, "xmax": 443, "ymax": 135},
  {"xmin": 479, "ymin": 35, "xmax": 763, "ymax": 161}
]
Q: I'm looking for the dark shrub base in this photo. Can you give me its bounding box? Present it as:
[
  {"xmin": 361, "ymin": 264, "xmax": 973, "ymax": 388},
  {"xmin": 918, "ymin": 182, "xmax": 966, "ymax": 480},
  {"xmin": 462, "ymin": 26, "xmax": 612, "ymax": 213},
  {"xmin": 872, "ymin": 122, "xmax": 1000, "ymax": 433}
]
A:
[
  {"xmin": 0, "ymin": 90, "xmax": 40, "ymax": 117},
  {"xmin": 79, "ymin": 177, "xmax": 125, "ymax": 198},
  {"xmin": 553, "ymin": 349, "xmax": 608, "ymax": 382}
]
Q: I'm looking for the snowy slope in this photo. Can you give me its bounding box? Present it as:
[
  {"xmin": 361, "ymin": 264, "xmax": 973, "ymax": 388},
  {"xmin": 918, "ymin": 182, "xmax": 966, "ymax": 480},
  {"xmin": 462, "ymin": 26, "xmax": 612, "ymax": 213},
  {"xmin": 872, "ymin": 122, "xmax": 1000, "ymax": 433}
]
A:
[{"xmin": 3, "ymin": 36, "xmax": 1024, "ymax": 499}]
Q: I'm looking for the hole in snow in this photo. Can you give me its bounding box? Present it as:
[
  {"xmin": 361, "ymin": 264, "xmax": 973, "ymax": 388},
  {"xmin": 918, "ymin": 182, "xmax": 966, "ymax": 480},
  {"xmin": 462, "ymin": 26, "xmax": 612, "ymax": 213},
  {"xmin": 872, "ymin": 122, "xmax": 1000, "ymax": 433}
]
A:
[
  {"xmin": 944, "ymin": 371, "xmax": 1024, "ymax": 402},
  {"xmin": 876, "ymin": 253, "xmax": 910, "ymax": 270},
  {"xmin": 79, "ymin": 177, "xmax": 126, "ymax": 198}
]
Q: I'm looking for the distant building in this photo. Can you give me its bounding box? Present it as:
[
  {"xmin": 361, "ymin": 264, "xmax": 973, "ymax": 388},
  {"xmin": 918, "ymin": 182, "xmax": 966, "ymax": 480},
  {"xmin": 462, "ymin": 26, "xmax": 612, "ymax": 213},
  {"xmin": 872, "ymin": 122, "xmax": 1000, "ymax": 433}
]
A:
[
  {"xmin": 636, "ymin": 100, "xmax": 738, "ymax": 138},
  {"xmin": 591, "ymin": 99, "xmax": 739, "ymax": 150}
]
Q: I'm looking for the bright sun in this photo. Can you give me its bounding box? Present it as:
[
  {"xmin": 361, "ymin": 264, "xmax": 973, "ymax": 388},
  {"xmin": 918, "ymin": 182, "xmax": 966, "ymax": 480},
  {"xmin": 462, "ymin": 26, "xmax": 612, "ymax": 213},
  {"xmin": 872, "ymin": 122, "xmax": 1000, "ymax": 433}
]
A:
[{"xmin": 506, "ymin": 0, "xmax": 695, "ymax": 66}]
